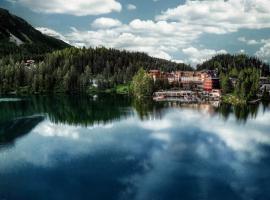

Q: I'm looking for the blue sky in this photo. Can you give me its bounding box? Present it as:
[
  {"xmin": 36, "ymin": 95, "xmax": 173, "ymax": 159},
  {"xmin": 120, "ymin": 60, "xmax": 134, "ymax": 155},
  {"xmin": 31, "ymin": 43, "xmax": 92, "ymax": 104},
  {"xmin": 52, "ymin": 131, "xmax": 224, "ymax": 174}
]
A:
[{"xmin": 1, "ymin": 0, "xmax": 270, "ymax": 65}]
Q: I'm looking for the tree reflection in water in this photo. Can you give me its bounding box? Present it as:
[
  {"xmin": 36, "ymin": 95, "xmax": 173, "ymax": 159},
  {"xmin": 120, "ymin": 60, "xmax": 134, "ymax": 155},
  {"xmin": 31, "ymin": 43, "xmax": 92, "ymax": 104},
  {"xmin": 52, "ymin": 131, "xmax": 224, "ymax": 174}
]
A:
[{"xmin": 0, "ymin": 95, "xmax": 269, "ymax": 147}]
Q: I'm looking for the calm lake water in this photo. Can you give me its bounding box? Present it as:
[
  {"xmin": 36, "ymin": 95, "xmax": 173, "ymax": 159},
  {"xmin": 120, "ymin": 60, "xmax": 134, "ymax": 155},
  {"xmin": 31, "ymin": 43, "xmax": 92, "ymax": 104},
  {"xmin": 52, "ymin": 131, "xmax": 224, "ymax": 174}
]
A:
[{"xmin": 0, "ymin": 95, "xmax": 270, "ymax": 200}]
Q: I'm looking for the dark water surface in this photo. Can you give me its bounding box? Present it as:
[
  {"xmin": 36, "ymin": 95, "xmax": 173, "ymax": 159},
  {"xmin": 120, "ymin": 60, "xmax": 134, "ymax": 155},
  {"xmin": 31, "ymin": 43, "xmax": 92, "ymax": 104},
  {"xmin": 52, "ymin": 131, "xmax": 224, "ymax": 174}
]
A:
[{"xmin": 0, "ymin": 95, "xmax": 270, "ymax": 200}]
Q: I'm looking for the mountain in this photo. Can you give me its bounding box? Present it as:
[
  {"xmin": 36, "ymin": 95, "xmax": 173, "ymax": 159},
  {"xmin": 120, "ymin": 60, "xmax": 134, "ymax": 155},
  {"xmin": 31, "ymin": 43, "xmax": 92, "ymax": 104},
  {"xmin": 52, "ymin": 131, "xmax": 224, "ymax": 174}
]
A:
[
  {"xmin": 0, "ymin": 8, "xmax": 70, "ymax": 58},
  {"xmin": 197, "ymin": 54, "xmax": 270, "ymax": 76}
]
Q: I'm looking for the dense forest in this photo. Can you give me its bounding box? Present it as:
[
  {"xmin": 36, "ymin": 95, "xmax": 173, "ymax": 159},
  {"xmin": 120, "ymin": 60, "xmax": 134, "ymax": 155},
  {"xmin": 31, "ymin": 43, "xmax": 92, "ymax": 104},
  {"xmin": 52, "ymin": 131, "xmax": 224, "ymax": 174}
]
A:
[
  {"xmin": 197, "ymin": 54, "xmax": 270, "ymax": 76},
  {"xmin": 0, "ymin": 47, "xmax": 192, "ymax": 94}
]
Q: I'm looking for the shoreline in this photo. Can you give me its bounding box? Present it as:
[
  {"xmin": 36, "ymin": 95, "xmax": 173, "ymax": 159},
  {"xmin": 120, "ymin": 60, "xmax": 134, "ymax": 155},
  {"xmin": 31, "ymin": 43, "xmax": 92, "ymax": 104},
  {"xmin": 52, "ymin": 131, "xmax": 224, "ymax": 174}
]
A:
[{"xmin": 1, "ymin": 90, "xmax": 268, "ymax": 106}]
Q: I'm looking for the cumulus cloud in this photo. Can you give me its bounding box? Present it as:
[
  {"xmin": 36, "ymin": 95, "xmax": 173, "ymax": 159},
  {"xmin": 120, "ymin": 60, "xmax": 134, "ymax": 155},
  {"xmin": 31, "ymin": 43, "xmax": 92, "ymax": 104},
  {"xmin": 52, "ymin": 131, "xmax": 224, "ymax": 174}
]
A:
[
  {"xmin": 37, "ymin": 122, "xmax": 80, "ymax": 139},
  {"xmin": 238, "ymin": 37, "xmax": 260, "ymax": 45},
  {"xmin": 127, "ymin": 4, "xmax": 136, "ymax": 10},
  {"xmin": 236, "ymin": 37, "xmax": 270, "ymax": 62},
  {"xmin": 63, "ymin": 18, "xmax": 228, "ymax": 63},
  {"xmin": 66, "ymin": 28, "xmax": 173, "ymax": 60},
  {"xmin": 182, "ymin": 47, "xmax": 227, "ymax": 65},
  {"xmin": 256, "ymin": 40, "xmax": 270, "ymax": 62},
  {"xmin": 12, "ymin": 0, "xmax": 122, "ymax": 16},
  {"xmin": 92, "ymin": 17, "xmax": 122, "ymax": 29},
  {"xmin": 65, "ymin": 19, "xmax": 196, "ymax": 60},
  {"xmin": 156, "ymin": 0, "xmax": 270, "ymax": 34}
]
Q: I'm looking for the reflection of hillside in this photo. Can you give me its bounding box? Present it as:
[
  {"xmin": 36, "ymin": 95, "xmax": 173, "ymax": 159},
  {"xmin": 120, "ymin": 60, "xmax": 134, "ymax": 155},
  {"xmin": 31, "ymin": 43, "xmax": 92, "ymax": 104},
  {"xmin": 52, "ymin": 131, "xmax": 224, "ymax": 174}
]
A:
[
  {"xmin": 133, "ymin": 99, "xmax": 266, "ymax": 123},
  {"xmin": 169, "ymin": 102, "xmax": 262, "ymax": 122},
  {"xmin": 132, "ymin": 98, "xmax": 166, "ymax": 120},
  {"xmin": 0, "ymin": 116, "xmax": 44, "ymax": 147},
  {"xmin": 217, "ymin": 103, "xmax": 261, "ymax": 123},
  {"xmin": 133, "ymin": 100, "xmax": 219, "ymax": 120},
  {"xmin": 0, "ymin": 99, "xmax": 36, "ymax": 123},
  {"xmin": 37, "ymin": 95, "xmax": 133, "ymax": 125},
  {"xmin": 0, "ymin": 95, "xmax": 133, "ymax": 126},
  {"xmin": 0, "ymin": 95, "xmax": 267, "ymax": 128}
]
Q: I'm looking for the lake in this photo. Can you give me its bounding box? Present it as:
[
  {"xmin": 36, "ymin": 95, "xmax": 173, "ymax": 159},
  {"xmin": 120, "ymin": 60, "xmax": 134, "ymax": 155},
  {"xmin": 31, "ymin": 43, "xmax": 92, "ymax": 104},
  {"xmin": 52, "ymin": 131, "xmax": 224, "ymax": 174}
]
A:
[{"xmin": 0, "ymin": 95, "xmax": 270, "ymax": 200}]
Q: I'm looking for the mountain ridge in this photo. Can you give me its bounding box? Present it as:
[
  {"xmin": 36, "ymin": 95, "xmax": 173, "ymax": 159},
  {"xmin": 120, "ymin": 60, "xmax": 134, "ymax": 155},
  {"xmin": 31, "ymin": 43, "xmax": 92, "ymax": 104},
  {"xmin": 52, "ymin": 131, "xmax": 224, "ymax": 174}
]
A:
[{"xmin": 0, "ymin": 7, "xmax": 70, "ymax": 57}]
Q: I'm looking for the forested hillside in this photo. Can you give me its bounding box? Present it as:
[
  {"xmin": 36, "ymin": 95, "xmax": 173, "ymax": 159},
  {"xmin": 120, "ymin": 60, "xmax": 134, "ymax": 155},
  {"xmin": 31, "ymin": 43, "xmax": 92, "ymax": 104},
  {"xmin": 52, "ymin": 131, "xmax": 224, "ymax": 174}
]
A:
[
  {"xmin": 197, "ymin": 54, "xmax": 270, "ymax": 76},
  {"xmin": 0, "ymin": 47, "xmax": 192, "ymax": 94},
  {"xmin": 0, "ymin": 8, "xmax": 70, "ymax": 58},
  {"xmin": 197, "ymin": 54, "xmax": 270, "ymax": 101}
]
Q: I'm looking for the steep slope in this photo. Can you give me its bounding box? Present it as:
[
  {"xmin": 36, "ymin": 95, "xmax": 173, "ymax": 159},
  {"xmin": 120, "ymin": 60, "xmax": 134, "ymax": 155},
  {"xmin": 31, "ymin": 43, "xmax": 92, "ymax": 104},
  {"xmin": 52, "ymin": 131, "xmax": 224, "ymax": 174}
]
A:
[{"xmin": 0, "ymin": 8, "xmax": 70, "ymax": 57}]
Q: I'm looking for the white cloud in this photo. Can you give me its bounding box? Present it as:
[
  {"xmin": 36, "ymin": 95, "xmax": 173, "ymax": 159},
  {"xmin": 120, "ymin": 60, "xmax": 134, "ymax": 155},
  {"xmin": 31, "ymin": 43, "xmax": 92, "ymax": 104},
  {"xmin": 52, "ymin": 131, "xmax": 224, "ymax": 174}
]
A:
[
  {"xmin": 65, "ymin": 18, "xmax": 228, "ymax": 63},
  {"xmin": 13, "ymin": 0, "xmax": 122, "ymax": 16},
  {"xmin": 66, "ymin": 27, "xmax": 173, "ymax": 60},
  {"xmin": 157, "ymin": 0, "xmax": 270, "ymax": 34},
  {"xmin": 238, "ymin": 37, "xmax": 260, "ymax": 45},
  {"xmin": 239, "ymin": 49, "xmax": 245, "ymax": 54},
  {"xmin": 236, "ymin": 37, "xmax": 270, "ymax": 62},
  {"xmin": 127, "ymin": 4, "xmax": 136, "ymax": 10},
  {"xmin": 182, "ymin": 47, "xmax": 227, "ymax": 65},
  {"xmin": 36, "ymin": 27, "xmax": 69, "ymax": 43},
  {"xmin": 92, "ymin": 17, "xmax": 122, "ymax": 29},
  {"xmin": 36, "ymin": 122, "xmax": 79, "ymax": 139},
  {"xmin": 172, "ymin": 59, "xmax": 184, "ymax": 64},
  {"xmin": 139, "ymin": 119, "xmax": 172, "ymax": 131},
  {"xmin": 256, "ymin": 40, "xmax": 270, "ymax": 62},
  {"xmin": 65, "ymin": 19, "xmax": 194, "ymax": 60}
]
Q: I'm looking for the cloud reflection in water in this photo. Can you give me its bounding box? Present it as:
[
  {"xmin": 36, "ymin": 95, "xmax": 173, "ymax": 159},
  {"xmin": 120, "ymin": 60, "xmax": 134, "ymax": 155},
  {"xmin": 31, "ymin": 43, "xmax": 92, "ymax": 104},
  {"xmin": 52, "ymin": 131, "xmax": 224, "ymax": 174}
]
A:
[{"xmin": 0, "ymin": 105, "xmax": 270, "ymax": 200}]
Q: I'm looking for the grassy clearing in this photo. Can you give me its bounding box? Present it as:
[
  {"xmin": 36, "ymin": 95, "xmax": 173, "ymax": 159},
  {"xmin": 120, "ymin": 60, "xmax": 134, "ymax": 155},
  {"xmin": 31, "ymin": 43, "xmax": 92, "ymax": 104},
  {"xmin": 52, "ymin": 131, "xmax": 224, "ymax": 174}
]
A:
[{"xmin": 115, "ymin": 84, "xmax": 130, "ymax": 95}]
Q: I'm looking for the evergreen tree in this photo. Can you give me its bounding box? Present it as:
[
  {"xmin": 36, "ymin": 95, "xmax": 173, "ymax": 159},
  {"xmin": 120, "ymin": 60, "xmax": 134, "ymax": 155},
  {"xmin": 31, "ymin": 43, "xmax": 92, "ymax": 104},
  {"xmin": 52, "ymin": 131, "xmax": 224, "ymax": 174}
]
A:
[{"xmin": 220, "ymin": 72, "xmax": 232, "ymax": 94}]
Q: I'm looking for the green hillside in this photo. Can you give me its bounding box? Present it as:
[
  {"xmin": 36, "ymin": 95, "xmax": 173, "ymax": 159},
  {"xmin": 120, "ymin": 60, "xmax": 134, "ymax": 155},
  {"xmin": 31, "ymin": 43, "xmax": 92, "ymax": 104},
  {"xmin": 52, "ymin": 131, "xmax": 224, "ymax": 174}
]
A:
[{"xmin": 197, "ymin": 54, "xmax": 270, "ymax": 76}]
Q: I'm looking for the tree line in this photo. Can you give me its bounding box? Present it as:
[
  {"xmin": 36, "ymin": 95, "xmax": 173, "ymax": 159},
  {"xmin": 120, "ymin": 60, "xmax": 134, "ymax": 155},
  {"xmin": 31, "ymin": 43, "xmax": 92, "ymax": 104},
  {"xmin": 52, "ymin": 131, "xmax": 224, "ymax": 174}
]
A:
[
  {"xmin": 197, "ymin": 54, "xmax": 270, "ymax": 76},
  {"xmin": 0, "ymin": 47, "xmax": 191, "ymax": 94}
]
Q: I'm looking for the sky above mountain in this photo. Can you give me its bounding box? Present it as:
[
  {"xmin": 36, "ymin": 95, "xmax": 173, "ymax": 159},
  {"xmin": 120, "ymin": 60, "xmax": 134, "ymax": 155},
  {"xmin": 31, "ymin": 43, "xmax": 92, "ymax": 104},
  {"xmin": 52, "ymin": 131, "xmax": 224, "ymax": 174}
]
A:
[{"xmin": 1, "ymin": 0, "xmax": 270, "ymax": 65}]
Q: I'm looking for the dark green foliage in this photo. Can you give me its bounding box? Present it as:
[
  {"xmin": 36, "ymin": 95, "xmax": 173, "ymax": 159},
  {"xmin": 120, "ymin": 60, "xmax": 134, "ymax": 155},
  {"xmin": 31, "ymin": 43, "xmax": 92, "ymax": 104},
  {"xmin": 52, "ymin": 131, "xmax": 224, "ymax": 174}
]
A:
[
  {"xmin": 220, "ymin": 72, "xmax": 232, "ymax": 94},
  {"xmin": 221, "ymin": 67, "xmax": 260, "ymax": 102},
  {"xmin": 197, "ymin": 54, "xmax": 270, "ymax": 76},
  {"xmin": 234, "ymin": 67, "xmax": 260, "ymax": 101},
  {"xmin": 0, "ymin": 47, "xmax": 191, "ymax": 94}
]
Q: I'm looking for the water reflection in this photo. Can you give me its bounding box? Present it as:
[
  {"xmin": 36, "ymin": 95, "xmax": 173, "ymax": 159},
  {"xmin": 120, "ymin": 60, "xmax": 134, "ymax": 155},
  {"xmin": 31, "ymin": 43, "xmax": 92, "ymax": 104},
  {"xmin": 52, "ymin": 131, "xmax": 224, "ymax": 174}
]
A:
[
  {"xmin": 0, "ymin": 95, "xmax": 270, "ymax": 200},
  {"xmin": 0, "ymin": 116, "xmax": 44, "ymax": 148},
  {"xmin": 0, "ymin": 95, "xmax": 132, "ymax": 125},
  {"xmin": 0, "ymin": 95, "xmax": 269, "ymax": 126}
]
